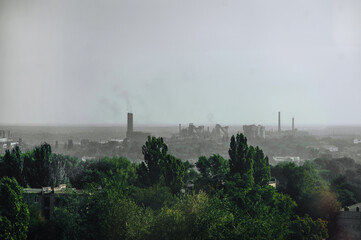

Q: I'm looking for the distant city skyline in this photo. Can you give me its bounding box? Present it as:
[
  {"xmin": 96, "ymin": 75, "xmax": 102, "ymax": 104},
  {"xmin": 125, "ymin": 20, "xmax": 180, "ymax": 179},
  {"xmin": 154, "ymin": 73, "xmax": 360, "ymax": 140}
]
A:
[{"xmin": 1, "ymin": 0, "xmax": 361, "ymax": 125}]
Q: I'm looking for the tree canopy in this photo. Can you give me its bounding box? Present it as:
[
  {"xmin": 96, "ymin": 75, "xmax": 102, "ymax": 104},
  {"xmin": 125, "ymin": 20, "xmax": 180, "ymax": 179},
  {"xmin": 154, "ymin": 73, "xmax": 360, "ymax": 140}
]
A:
[
  {"xmin": 0, "ymin": 134, "xmax": 339, "ymax": 239},
  {"xmin": 0, "ymin": 177, "xmax": 30, "ymax": 240}
]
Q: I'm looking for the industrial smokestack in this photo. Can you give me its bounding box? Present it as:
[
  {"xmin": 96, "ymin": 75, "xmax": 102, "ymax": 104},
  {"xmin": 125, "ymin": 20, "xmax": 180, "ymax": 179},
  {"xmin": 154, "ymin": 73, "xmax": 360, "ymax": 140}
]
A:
[
  {"xmin": 278, "ymin": 112, "xmax": 281, "ymax": 134},
  {"xmin": 126, "ymin": 113, "xmax": 133, "ymax": 139},
  {"xmin": 179, "ymin": 124, "xmax": 182, "ymax": 137},
  {"xmin": 292, "ymin": 117, "xmax": 294, "ymax": 134}
]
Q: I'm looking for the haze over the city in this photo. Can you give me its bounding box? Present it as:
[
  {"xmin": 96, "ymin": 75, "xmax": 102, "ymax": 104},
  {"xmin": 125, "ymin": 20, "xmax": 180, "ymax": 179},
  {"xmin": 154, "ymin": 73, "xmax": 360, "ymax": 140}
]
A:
[{"xmin": 1, "ymin": 0, "xmax": 361, "ymax": 126}]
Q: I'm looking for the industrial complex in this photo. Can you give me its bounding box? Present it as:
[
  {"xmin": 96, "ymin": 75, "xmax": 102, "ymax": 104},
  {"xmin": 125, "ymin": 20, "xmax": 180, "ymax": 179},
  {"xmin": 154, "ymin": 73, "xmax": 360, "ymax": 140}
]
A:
[
  {"xmin": 0, "ymin": 130, "xmax": 21, "ymax": 150},
  {"xmin": 178, "ymin": 123, "xmax": 229, "ymax": 141}
]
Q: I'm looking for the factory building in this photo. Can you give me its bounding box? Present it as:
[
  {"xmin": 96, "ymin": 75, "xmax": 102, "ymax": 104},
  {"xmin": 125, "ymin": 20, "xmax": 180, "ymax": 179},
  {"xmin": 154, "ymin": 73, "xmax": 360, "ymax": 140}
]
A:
[
  {"xmin": 178, "ymin": 123, "xmax": 229, "ymax": 140},
  {"xmin": 243, "ymin": 125, "xmax": 266, "ymax": 139},
  {"xmin": 212, "ymin": 124, "xmax": 229, "ymax": 140}
]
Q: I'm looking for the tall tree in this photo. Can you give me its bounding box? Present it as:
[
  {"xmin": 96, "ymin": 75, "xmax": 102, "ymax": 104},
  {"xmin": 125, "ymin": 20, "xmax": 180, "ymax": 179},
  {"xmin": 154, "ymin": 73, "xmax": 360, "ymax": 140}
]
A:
[
  {"xmin": 228, "ymin": 134, "xmax": 254, "ymax": 188},
  {"xmin": 0, "ymin": 177, "xmax": 30, "ymax": 240},
  {"xmin": 33, "ymin": 143, "xmax": 52, "ymax": 187},
  {"xmin": 162, "ymin": 155, "xmax": 185, "ymax": 195},
  {"xmin": 253, "ymin": 146, "xmax": 271, "ymax": 187},
  {"xmin": 137, "ymin": 137, "xmax": 186, "ymax": 195},
  {"xmin": 49, "ymin": 154, "xmax": 67, "ymax": 188},
  {"xmin": 137, "ymin": 136, "xmax": 168, "ymax": 187},
  {"xmin": 196, "ymin": 154, "xmax": 229, "ymax": 194},
  {"xmin": 2, "ymin": 146, "xmax": 25, "ymax": 186}
]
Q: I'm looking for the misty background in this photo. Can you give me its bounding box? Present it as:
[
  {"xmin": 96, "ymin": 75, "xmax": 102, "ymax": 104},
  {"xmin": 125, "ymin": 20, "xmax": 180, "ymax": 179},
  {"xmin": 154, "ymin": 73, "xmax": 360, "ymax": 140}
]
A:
[{"xmin": 1, "ymin": 0, "xmax": 361, "ymax": 126}]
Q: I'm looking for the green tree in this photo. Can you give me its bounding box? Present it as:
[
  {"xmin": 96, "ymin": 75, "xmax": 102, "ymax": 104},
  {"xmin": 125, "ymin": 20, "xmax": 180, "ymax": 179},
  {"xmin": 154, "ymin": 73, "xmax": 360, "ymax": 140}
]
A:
[
  {"xmin": 0, "ymin": 177, "xmax": 30, "ymax": 240},
  {"xmin": 27, "ymin": 203, "xmax": 46, "ymax": 240},
  {"xmin": 74, "ymin": 157, "xmax": 137, "ymax": 189},
  {"xmin": 183, "ymin": 160, "xmax": 199, "ymax": 184},
  {"xmin": 162, "ymin": 155, "xmax": 185, "ymax": 195},
  {"xmin": 2, "ymin": 146, "xmax": 26, "ymax": 186},
  {"xmin": 253, "ymin": 146, "xmax": 271, "ymax": 186},
  {"xmin": 151, "ymin": 191, "xmax": 235, "ymax": 240},
  {"xmin": 330, "ymin": 175, "xmax": 357, "ymax": 207},
  {"xmin": 137, "ymin": 137, "xmax": 185, "ymax": 195},
  {"xmin": 43, "ymin": 189, "xmax": 85, "ymax": 240},
  {"xmin": 288, "ymin": 215, "xmax": 328, "ymax": 240},
  {"xmin": 131, "ymin": 185, "xmax": 175, "ymax": 210},
  {"xmin": 271, "ymin": 161, "xmax": 335, "ymax": 217},
  {"xmin": 137, "ymin": 136, "xmax": 168, "ymax": 187},
  {"xmin": 196, "ymin": 154, "xmax": 229, "ymax": 194},
  {"xmin": 49, "ymin": 154, "xmax": 67, "ymax": 188},
  {"xmin": 32, "ymin": 143, "xmax": 52, "ymax": 187},
  {"xmin": 228, "ymin": 134, "xmax": 254, "ymax": 188},
  {"xmin": 83, "ymin": 181, "xmax": 151, "ymax": 240}
]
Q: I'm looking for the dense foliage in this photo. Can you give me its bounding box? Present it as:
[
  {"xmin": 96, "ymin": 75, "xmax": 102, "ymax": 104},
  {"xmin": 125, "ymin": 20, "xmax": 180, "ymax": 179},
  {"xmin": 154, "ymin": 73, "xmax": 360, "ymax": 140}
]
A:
[
  {"xmin": 0, "ymin": 177, "xmax": 30, "ymax": 240},
  {"xmin": 0, "ymin": 134, "xmax": 346, "ymax": 239}
]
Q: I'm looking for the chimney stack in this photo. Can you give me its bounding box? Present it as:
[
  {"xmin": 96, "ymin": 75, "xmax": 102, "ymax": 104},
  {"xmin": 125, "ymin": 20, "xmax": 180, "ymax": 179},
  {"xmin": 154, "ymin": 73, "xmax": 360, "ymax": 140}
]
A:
[
  {"xmin": 126, "ymin": 113, "xmax": 133, "ymax": 139},
  {"xmin": 292, "ymin": 117, "xmax": 294, "ymax": 134},
  {"xmin": 179, "ymin": 124, "xmax": 182, "ymax": 138}
]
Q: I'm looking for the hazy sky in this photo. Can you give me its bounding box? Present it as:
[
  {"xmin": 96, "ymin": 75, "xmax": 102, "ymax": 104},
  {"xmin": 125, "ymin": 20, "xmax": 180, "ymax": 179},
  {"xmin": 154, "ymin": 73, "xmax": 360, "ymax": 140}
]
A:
[{"xmin": 1, "ymin": 0, "xmax": 361, "ymax": 126}]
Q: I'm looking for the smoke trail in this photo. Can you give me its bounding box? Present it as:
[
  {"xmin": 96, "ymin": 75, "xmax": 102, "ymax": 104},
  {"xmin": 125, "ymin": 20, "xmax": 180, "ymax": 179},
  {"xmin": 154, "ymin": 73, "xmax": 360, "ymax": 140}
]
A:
[{"xmin": 113, "ymin": 85, "xmax": 132, "ymax": 112}]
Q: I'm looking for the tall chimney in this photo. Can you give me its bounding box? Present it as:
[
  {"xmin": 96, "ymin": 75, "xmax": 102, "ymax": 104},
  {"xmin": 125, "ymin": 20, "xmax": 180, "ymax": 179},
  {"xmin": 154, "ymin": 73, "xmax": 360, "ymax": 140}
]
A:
[
  {"xmin": 292, "ymin": 117, "xmax": 294, "ymax": 134},
  {"xmin": 179, "ymin": 124, "xmax": 182, "ymax": 137},
  {"xmin": 278, "ymin": 112, "xmax": 281, "ymax": 134},
  {"xmin": 126, "ymin": 113, "xmax": 133, "ymax": 139}
]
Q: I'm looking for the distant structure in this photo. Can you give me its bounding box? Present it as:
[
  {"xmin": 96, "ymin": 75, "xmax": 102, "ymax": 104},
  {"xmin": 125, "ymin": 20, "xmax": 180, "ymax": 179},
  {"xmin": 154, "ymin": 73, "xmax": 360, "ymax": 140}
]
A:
[
  {"xmin": 278, "ymin": 112, "xmax": 281, "ymax": 134},
  {"xmin": 273, "ymin": 113, "xmax": 308, "ymax": 137},
  {"xmin": 273, "ymin": 156, "xmax": 301, "ymax": 163},
  {"xmin": 178, "ymin": 123, "xmax": 228, "ymax": 140},
  {"xmin": 212, "ymin": 124, "xmax": 229, "ymax": 140},
  {"xmin": 181, "ymin": 123, "xmax": 205, "ymax": 138},
  {"xmin": 125, "ymin": 112, "xmax": 150, "ymax": 142},
  {"xmin": 0, "ymin": 130, "xmax": 11, "ymax": 138},
  {"xmin": 277, "ymin": 116, "xmax": 308, "ymax": 137},
  {"xmin": 243, "ymin": 125, "xmax": 265, "ymax": 139},
  {"xmin": 0, "ymin": 130, "xmax": 20, "ymax": 150},
  {"xmin": 126, "ymin": 113, "xmax": 133, "ymax": 139}
]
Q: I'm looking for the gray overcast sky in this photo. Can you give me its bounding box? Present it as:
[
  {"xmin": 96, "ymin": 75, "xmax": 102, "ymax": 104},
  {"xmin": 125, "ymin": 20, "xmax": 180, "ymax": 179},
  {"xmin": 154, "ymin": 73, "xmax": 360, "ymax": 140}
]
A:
[{"xmin": 1, "ymin": 0, "xmax": 361, "ymax": 126}]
